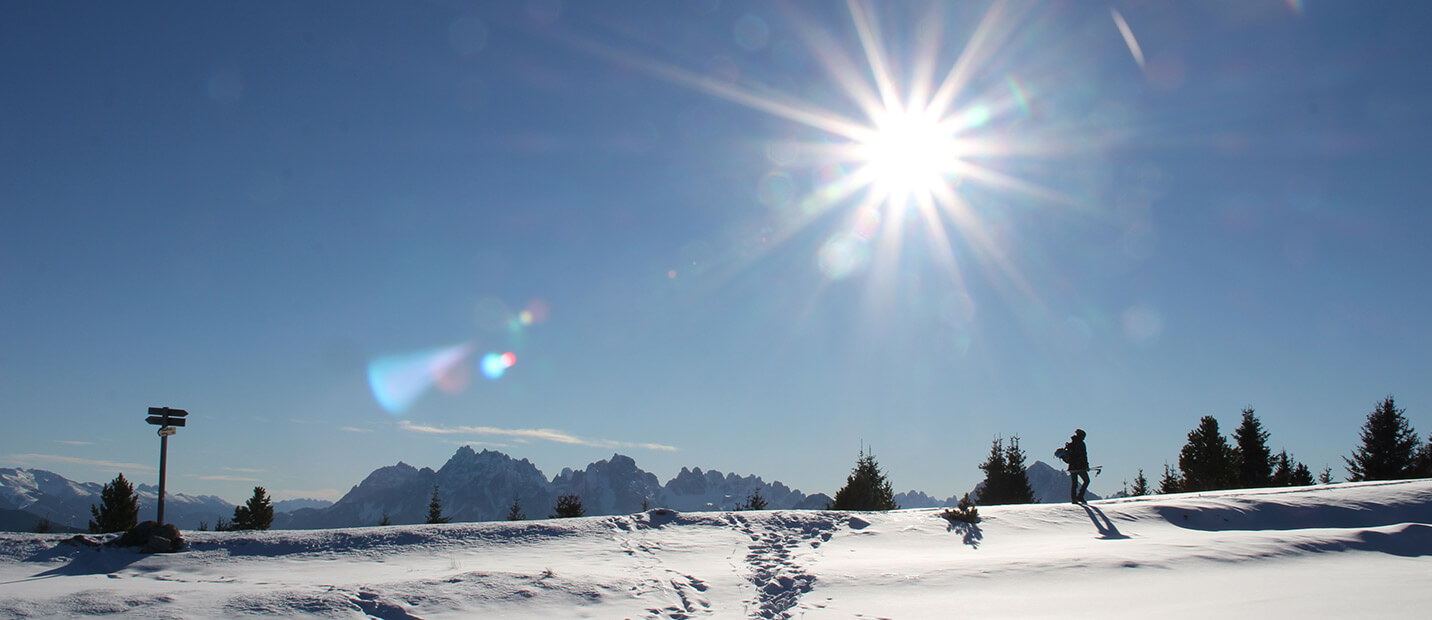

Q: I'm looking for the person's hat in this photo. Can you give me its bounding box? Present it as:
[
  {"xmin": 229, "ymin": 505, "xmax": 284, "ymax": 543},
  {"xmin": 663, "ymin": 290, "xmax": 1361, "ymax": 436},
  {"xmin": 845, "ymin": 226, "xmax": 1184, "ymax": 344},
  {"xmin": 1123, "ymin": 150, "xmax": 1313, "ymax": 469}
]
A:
[{"xmin": 1074, "ymin": 429, "xmax": 1086, "ymax": 439}]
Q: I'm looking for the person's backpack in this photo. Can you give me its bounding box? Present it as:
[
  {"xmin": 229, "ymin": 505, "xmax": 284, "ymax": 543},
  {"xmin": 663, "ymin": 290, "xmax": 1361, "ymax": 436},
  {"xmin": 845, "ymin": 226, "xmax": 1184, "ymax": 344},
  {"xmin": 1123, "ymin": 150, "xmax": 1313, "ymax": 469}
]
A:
[{"xmin": 1054, "ymin": 446, "xmax": 1069, "ymax": 463}]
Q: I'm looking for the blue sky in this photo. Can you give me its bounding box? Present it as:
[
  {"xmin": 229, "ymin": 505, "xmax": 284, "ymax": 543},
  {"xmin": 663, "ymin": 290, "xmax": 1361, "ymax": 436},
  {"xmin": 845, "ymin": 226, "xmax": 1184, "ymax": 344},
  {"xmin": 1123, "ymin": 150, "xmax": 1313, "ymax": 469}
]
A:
[{"xmin": 4, "ymin": 0, "xmax": 1430, "ymax": 505}]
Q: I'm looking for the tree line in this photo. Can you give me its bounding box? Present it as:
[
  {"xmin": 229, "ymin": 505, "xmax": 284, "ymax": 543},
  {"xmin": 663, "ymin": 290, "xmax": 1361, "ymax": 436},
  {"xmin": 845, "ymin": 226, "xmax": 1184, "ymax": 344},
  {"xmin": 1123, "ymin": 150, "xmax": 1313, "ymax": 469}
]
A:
[
  {"xmin": 81, "ymin": 396, "xmax": 1429, "ymax": 534},
  {"xmin": 822, "ymin": 394, "xmax": 1432, "ymax": 516}
]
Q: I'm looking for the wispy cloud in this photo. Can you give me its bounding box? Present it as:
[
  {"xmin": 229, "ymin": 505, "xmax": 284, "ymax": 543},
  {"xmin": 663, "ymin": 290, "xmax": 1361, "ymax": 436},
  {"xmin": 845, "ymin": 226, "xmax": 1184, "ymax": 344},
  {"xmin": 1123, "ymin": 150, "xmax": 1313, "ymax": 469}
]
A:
[
  {"xmin": 5, "ymin": 453, "xmax": 156, "ymax": 472},
  {"xmin": 194, "ymin": 474, "xmax": 260, "ymax": 482},
  {"xmin": 338, "ymin": 426, "xmax": 373, "ymax": 433},
  {"xmin": 398, "ymin": 421, "xmax": 677, "ymax": 452},
  {"xmin": 57, "ymin": 440, "xmax": 94, "ymax": 447},
  {"xmin": 221, "ymin": 466, "xmax": 264, "ymax": 474}
]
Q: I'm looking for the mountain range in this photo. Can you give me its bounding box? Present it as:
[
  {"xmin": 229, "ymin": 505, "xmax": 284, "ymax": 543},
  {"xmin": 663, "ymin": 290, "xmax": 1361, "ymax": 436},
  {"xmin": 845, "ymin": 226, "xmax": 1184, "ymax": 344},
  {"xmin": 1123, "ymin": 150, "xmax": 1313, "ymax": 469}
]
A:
[
  {"xmin": 0, "ymin": 467, "xmax": 235, "ymax": 532},
  {"xmin": 2, "ymin": 447, "xmax": 1098, "ymax": 531}
]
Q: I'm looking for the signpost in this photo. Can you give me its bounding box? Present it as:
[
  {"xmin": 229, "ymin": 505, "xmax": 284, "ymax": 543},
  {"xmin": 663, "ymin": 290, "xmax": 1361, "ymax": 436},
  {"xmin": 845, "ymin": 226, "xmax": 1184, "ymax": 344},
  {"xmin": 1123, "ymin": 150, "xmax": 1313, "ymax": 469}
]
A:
[{"xmin": 146, "ymin": 407, "xmax": 188, "ymax": 525}]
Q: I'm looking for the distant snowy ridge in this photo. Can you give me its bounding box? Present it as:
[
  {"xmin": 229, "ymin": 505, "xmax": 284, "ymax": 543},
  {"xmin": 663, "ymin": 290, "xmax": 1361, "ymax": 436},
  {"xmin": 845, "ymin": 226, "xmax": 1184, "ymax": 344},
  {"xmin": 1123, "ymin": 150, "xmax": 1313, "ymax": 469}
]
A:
[
  {"xmin": 0, "ymin": 468, "xmax": 233, "ymax": 531},
  {"xmin": 4, "ymin": 452, "xmax": 1095, "ymax": 532},
  {"xmin": 276, "ymin": 447, "xmax": 836, "ymax": 529}
]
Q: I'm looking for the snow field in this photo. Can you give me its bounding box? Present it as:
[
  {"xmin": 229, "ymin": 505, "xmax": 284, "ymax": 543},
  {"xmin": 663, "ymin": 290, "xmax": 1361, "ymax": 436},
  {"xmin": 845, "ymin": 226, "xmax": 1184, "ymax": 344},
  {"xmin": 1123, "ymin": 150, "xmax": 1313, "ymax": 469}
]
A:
[{"xmin": 1, "ymin": 480, "xmax": 1429, "ymax": 618}]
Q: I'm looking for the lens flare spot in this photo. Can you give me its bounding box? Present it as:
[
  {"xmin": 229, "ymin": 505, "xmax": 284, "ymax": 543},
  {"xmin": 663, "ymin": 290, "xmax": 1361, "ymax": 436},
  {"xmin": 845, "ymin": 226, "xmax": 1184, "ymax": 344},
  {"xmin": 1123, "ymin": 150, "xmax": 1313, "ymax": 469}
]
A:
[
  {"xmin": 434, "ymin": 358, "xmax": 471, "ymax": 395},
  {"xmin": 1122, "ymin": 304, "xmax": 1163, "ymax": 346},
  {"xmin": 481, "ymin": 352, "xmax": 517, "ymax": 380},
  {"xmin": 758, "ymin": 171, "xmax": 796, "ymax": 209},
  {"xmin": 367, "ymin": 343, "xmax": 476, "ymax": 415},
  {"xmin": 524, "ymin": 298, "xmax": 551, "ymax": 324},
  {"xmin": 852, "ymin": 206, "xmax": 882, "ymax": 240},
  {"xmin": 818, "ymin": 233, "xmax": 870, "ymax": 280},
  {"xmin": 733, "ymin": 14, "xmax": 770, "ymax": 51},
  {"xmin": 962, "ymin": 105, "xmax": 991, "ymax": 129}
]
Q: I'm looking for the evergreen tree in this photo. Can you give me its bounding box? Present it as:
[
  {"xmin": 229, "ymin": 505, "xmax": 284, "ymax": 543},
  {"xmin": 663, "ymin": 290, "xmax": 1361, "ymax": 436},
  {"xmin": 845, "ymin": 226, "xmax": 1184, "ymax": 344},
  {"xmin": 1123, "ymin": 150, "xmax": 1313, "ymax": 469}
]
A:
[
  {"xmin": 232, "ymin": 486, "xmax": 274, "ymax": 530},
  {"xmin": 736, "ymin": 489, "xmax": 768, "ymax": 511},
  {"xmin": 549, "ymin": 494, "xmax": 585, "ymax": 518},
  {"xmin": 198, "ymin": 521, "xmax": 210, "ymax": 532},
  {"xmin": 1129, "ymin": 469, "xmax": 1151, "ymax": 496},
  {"xmin": 1178, "ymin": 416, "xmax": 1235, "ymax": 491},
  {"xmin": 506, "ymin": 496, "xmax": 525, "ymax": 521},
  {"xmin": 1232, "ymin": 408, "xmax": 1273, "ymax": 488},
  {"xmin": 378, "ymin": 513, "xmax": 392, "ymax": 526},
  {"xmin": 1271, "ymin": 450, "xmax": 1295, "ymax": 486},
  {"xmin": 1270, "ymin": 450, "xmax": 1315, "ymax": 487},
  {"xmin": 1318, "ymin": 466, "xmax": 1334, "ymax": 485},
  {"xmin": 89, "ymin": 473, "xmax": 139, "ymax": 533},
  {"xmin": 830, "ymin": 449, "xmax": 899, "ymax": 511},
  {"xmin": 1345, "ymin": 396, "xmax": 1420, "ymax": 481},
  {"xmin": 34, "ymin": 517, "xmax": 53, "ymax": 534},
  {"xmin": 976, "ymin": 437, "xmax": 1035, "ymax": 505},
  {"xmin": 1157, "ymin": 463, "xmax": 1182, "ymax": 494},
  {"xmin": 426, "ymin": 485, "xmax": 450, "ymax": 524},
  {"xmin": 1414, "ymin": 433, "xmax": 1432, "ymax": 478}
]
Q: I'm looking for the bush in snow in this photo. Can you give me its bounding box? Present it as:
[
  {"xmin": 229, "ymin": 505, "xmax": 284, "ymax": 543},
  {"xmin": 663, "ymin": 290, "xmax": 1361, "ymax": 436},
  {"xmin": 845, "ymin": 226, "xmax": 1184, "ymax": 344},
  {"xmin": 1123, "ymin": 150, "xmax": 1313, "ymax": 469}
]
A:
[{"xmin": 941, "ymin": 493, "xmax": 980, "ymax": 525}]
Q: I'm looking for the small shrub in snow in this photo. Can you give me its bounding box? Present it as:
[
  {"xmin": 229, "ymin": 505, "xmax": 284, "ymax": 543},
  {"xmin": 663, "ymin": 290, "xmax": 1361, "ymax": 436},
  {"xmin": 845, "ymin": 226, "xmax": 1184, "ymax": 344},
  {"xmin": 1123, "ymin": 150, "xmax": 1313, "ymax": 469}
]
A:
[{"xmin": 941, "ymin": 493, "xmax": 981, "ymax": 525}]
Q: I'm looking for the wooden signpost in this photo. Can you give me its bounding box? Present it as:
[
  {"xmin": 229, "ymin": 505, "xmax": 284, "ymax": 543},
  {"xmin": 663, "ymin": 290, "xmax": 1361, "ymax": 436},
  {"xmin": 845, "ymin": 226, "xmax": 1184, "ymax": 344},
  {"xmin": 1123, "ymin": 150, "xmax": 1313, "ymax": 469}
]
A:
[{"xmin": 146, "ymin": 407, "xmax": 188, "ymax": 525}]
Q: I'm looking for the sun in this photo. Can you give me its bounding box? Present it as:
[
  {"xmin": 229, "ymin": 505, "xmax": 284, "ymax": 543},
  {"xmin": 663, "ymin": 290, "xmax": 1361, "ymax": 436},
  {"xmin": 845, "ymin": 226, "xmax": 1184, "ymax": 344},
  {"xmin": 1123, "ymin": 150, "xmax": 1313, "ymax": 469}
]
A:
[{"xmin": 856, "ymin": 105, "xmax": 965, "ymax": 204}]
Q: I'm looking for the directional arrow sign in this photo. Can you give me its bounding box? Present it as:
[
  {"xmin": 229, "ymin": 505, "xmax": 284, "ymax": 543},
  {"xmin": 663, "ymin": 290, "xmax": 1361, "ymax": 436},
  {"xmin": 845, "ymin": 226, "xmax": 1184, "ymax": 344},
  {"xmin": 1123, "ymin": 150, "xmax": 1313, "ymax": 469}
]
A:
[
  {"xmin": 148, "ymin": 407, "xmax": 189, "ymax": 418},
  {"xmin": 146, "ymin": 415, "xmax": 186, "ymax": 427}
]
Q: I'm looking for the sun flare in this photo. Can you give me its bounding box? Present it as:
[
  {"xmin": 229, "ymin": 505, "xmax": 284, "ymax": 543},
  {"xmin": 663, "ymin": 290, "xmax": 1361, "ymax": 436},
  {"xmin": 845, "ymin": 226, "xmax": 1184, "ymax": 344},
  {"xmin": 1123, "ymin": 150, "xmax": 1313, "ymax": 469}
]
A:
[{"xmin": 856, "ymin": 106, "xmax": 965, "ymax": 203}]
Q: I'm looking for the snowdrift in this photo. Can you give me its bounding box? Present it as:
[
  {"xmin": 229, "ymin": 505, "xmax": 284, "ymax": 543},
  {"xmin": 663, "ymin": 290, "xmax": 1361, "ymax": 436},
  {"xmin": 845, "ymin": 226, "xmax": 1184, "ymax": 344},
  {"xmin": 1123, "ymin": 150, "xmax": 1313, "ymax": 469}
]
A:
[{"xmin": 1, "ymin": 480, "xmax": 1429, "ymax": 618}]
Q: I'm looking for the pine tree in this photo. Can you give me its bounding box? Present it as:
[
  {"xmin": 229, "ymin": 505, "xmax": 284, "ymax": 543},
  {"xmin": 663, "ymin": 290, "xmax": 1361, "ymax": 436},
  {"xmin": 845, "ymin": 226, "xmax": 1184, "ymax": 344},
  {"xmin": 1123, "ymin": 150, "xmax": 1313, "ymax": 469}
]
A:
[
  {"xmin": 1345, "ymin": 396, "xmax": 1420, "ymax": 481},
  {"xmin": 1416, "ymin": 435, "xmax": 1432, "ymax": 478},
  {"xmin": 232, "ymin": 486, "xmax": 274, "ymax": 530},
  {"xmin": 1129, "ymin": 469, "xmax": 1151, "ymax": 496},
  {"xmin": 506, "ymin": 495, "xmax": 525, "ymax": 521},
  {"xmin": 736, "ymin": 489, "xmax": 768, "ymax": 511},
  {"xmin": 1271, "ymin": 450, "xmax": 1295, "ymax": 486},
  {"xmin": 1003, "ymin": 436, "xmax": 1036, "ymax": 503},
  {"xmin": 830, "ymin": 449, "xmax": 899, "ymax": 511},
  {"xmin": 549, "ymin": 494, "xmax": 585, "ymax": 518},
  {"xmin": 89, "ymin": 473, "xmax": 139, "ymax": 533},
  {"xmin": 1179, "ymin": 416, "xmax": 1235, "ymax": 491},
  {"xmin": 34, "ymin": 517, "xmax": 53, "ymax": 534},
  {"xmin": 976, "ymin": 437, "xmax": 1035, "ymax": 505},
  {"xmin": 1232, "ymin": 408, "xmax": 1273, "ymax": 488},
  {"xmin": 1157, "ymin": 463, "xmax": 1182, "ymax": 494},
  {"xmin": 378, "ymin": 514, "xmax": 392, "ymax": 526},
  {"xmin": 1270, "ymin": 450, "xmax": 1315, "ymax": 487},
  {"xmin": 426, "ymin": 485, "xmax": 450, "ymax": 524},
  {"xmin": 1318, "ymin": 466, "xmax": 1334, "ymax": 485}
]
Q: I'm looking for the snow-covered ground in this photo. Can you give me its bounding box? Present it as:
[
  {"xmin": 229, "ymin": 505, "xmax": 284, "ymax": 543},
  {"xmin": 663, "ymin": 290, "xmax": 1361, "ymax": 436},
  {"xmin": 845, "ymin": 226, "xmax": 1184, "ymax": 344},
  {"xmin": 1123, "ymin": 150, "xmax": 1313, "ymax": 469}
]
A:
[{"xmin": 1, "ymin": 480, "xmax": 1429, "ymax": 619}]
